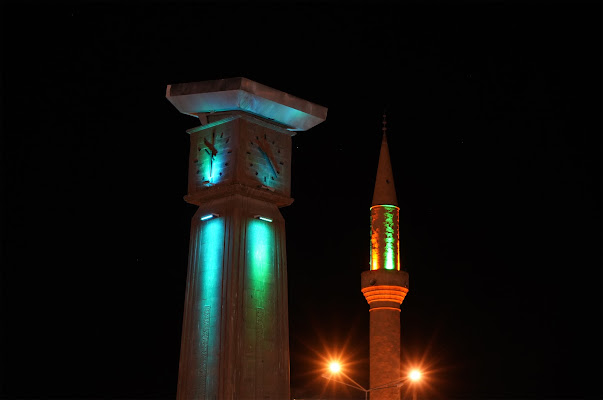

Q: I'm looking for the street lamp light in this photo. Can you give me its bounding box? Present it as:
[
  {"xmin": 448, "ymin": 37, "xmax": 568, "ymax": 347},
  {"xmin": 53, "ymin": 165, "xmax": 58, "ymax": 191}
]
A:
[
  {"xmin": 322, "ymin": 363, "xmax": 421, "ymax": 400},
  {"xmin": 329, "ymin": 362, "xmax": 341, "ymax": 373},
  {"xmin": 409, "ymin": 369, "xmax": 421, "ymax": 381},
  {"xmin": 408, "ymin": 369, "xmax": 422, "ymax": 400}
]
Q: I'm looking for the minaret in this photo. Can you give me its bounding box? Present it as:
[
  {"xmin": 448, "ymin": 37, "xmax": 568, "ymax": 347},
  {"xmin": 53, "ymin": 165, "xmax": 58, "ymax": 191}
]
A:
[
  {"xmin": 166, "ymin": 78, "xmax": 327, "ymax": 400},
  {"xmin": 361, "ymin": 115, "xmax": 409, "ymax": 400}
]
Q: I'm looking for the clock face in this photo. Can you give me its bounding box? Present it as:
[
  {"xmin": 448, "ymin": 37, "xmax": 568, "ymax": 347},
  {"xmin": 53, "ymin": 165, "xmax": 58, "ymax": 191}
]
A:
[
  {"xmin": 187, "ymin": 117, "xmax": 292, "ymax": 200},
  {"xmin": 244, "ymin": 125, "xmax": 288, "ymax": 192},
  {"xmin": 190, "ymin": 125, "xmax": 233, "ymax": 191}
]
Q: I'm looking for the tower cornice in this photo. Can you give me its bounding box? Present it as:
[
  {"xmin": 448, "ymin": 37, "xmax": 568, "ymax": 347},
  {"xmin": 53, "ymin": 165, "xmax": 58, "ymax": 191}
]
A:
[
  {"xmin": 184, "ymin": 182, "xmax": 294, "ymax": 208},
  {"xmin": 167, "ymin": 77, "xmax": 327, "ymax": 132}
]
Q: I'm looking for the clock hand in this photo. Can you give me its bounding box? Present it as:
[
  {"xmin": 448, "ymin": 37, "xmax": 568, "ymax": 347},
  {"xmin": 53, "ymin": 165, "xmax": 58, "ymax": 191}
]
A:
[
  {"xmin": 255, "ymin": 138, "xmax": 280, "ymax": 175},
  {"xmin": 204, "ymin": 131, "xmax": 218, "ymax": 181},
  {"xmin": 204, "ymin": 137, "xmax": 218, "ymax": 157}
]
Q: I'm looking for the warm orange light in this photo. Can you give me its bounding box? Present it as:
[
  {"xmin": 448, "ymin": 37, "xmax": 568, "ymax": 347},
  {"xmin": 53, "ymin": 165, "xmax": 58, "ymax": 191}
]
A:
[
  {"xmin": 329, "ymin": 362, "xmax": 341, "ymax": 373},
  {"xmin": 409, "ymin": 369, "xmax": 421, "ymax": 381},
  {"xmin": 361, "ymin": 285, "xmax": 409, "ymax": 306}
]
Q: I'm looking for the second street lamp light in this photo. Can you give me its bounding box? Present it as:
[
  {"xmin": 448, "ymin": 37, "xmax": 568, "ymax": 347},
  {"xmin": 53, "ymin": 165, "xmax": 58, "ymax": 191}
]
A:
[
  {"xmin": 322, "ymin": 363, "xmax": 421, "ymax": 400},
  {"xmin": 329, "ymin": 362, "xmax": 341, "ymax": 373},
  {"xmin": 409, "ymin": 370, "xmax": 421, "ymax": 382}
]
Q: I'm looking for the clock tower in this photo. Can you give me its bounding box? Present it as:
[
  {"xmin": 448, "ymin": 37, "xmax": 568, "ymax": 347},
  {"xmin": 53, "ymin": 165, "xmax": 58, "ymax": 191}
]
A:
[{"xmin": 166, "ymin": 77, "xmax": 327, "ymax": 400}]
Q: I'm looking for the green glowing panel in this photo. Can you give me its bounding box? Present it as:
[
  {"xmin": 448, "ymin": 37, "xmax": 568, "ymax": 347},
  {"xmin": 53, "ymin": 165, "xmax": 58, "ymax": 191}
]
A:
[
  {"xmin": 370, "ymin": 205, "xmax": 400, "ymax": 271},
  {"xmin": 246, "ymin": 218, "xmax": 274, "ymax": 306},
  {"xmin": 383, "ymin": 206, "xmax": 396, "ymax": 270}
]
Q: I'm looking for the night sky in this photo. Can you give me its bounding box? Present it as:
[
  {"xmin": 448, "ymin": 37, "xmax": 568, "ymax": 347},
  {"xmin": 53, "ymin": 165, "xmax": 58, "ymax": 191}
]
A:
[{"xmin": 1, "ymin": 1, "xmax": 601, "ymax": 399}]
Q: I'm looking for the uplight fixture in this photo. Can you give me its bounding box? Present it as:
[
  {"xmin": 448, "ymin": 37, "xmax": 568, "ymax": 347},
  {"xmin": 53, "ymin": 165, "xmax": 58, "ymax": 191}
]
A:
[
  {"xmin": 201, "ymin": 213, "xmax": 219, "ymax": 221},
  {"xmin": 254, "ymin": 215, "xmax": 273, "ymax": 223}
]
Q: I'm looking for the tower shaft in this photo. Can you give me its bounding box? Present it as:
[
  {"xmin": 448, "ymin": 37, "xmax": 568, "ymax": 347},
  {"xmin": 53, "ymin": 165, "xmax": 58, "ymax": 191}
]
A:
[
  {"xmin": 370, "ymin": 307, "xmax": 400, "ymax": 398},
  {"xmin": 178, "ymin": 195, "xmax": 289, "ymax": 400}
]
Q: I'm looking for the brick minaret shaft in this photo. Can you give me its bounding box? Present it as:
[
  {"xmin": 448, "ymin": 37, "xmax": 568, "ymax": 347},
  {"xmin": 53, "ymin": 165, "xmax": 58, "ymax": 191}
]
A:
[{"xmin": 361, "ymin": 116, "xmax": 409, "ymax": 400}]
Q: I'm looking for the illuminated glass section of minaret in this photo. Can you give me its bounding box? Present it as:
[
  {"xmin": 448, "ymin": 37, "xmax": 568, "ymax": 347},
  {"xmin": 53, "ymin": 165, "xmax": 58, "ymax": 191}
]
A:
[{"xmin": 370, "ymin": 204, "xmax": 400, "ymax": 271}]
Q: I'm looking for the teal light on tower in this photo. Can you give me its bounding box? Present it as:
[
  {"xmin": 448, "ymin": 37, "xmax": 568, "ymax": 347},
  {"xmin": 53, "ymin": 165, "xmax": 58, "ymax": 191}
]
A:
[{"xmin": 166, "ymin": 77, "xmax": 327, "ymax": 400}]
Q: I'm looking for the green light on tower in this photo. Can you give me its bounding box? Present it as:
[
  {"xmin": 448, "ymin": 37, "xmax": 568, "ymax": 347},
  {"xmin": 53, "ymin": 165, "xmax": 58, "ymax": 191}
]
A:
[
  {"xmin": 247, "ymin": 218, "xmax": 275, "ymax": 305},
  {"xmin": 383, "ymin": 205, "xmax": 396, "ymax": 270}
]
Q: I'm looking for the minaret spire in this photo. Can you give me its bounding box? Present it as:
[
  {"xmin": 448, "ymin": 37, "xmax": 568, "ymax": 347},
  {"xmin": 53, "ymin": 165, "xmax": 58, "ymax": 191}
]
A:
[{"xmin": 372, "ymin": 113, "xmax": 398, "ymax": 206}]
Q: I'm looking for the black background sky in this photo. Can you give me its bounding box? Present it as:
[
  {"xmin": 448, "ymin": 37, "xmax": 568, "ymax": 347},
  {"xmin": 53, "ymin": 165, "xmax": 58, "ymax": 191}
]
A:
[{"xmin": 1, "ymin": 1, "xmax": 601, "ymax": 399}]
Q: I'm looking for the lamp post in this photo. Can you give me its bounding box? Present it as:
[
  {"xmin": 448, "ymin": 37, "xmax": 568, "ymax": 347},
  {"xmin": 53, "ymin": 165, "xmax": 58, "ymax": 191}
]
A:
[
  {"xmin": 321, "ymin": 373, "xmax": 369, "ymax": 400},
  {"xmin": 322, "ymin": 363, "xmax": 421, "ymax": 400}
]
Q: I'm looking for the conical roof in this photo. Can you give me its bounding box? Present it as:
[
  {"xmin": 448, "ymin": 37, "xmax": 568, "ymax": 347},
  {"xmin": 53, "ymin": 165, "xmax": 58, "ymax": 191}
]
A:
[{"xmin": 371, "ymin": 130, "xmax": 398, "ymax": 206}]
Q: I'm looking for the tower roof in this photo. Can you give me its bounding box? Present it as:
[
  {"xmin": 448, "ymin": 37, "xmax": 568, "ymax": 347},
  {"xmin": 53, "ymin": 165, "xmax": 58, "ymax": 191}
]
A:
[
  {"xmin": 372, "ymin": 116, "xmax": 398, "ymax": 206},
  {"xmin": 166, "ymin": 77, "xmax": 327, "ymax": 131}
]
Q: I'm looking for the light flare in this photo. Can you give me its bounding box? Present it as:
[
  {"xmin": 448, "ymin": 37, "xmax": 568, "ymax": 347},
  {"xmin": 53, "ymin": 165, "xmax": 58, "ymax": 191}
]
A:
[
  {"xmin": 329, "ymin": 362, "xmax": 341, "ymax": 373},
  {"xmin": 409, "ymin": 369, "xmax": 421, "ymax": 381}
]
